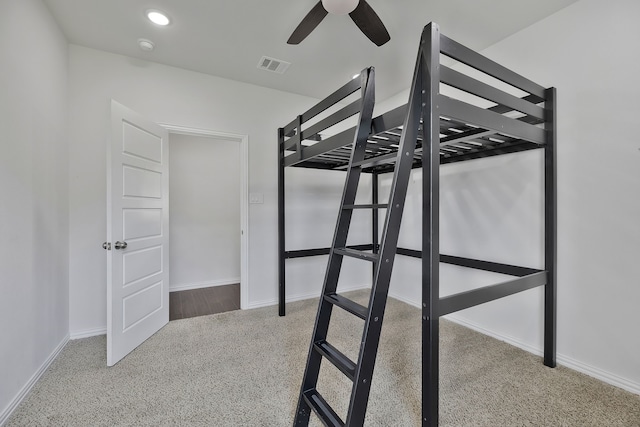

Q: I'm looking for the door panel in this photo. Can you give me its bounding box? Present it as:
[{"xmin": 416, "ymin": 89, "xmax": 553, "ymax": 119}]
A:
[
  {"xmin": 122, "ymin": 281, "xmax": 163, "ymax": 330},
  {"xmin": 122, "ymin": 208, "xmax": 163, "ymax": 240},
  {"xmin": 122, "ymin": 165, "xmax": 163, "ymax": 198},
  {"xmin": 108, "ymin": 100, "xmax": 169, "ymax": 366},
  {"xmin": 122, "ymin": 246, "xmax": 163, "ymax": 286},
  {"xmin": 122, "ymin": 122, "xmax": 163, "ymax": 163}
]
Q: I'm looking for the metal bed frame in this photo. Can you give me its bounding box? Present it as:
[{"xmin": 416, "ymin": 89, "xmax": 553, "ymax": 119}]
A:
[{"xmin": 278, "ymin": 22, "xmax": 556, "ymax": 426}]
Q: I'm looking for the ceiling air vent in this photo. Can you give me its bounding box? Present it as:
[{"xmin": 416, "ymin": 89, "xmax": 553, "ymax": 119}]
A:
[{"xmin": 257, "ymin": 56, "xmax": 291, "ymax": 74}]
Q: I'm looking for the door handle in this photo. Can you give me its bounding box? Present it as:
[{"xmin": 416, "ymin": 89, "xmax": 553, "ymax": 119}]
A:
[
  {"xmin": 114, "ymin": 241, "xmax": 128, "ymax": 250},
  {"xmin": 102, "ymin": 242, "xmax": 111, "ymax": 250}
]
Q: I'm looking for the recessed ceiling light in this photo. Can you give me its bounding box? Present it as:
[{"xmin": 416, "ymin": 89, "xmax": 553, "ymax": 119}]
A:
[{"xmin": 146, "ymin": 9, "xmax": 170, "ymax": 26}]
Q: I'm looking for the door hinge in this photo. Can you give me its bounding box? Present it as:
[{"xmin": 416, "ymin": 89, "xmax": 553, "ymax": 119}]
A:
[{"xmin": 102, "ymin": 242, "xmax": 111, "ymax": 250}]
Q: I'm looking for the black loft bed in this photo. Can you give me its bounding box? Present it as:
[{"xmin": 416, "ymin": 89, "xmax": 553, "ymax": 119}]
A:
[{"xmin": 278, "ymin": 22, "xmax": 556, "ymax": 426}]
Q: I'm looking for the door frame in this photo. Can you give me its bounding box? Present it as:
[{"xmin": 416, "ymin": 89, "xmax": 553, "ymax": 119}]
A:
[{"xmin": 161, "ymin": 124, "xmax": 250, "ymax": 310}]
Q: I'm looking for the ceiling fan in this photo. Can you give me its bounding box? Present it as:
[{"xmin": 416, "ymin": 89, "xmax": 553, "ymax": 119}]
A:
[{"xmin": 287, "ymin": 0, "xmax": 390, "ymax": 47}]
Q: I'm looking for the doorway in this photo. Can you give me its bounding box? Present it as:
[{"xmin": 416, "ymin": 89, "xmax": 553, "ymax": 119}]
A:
[{"xmin": 163, "ymin": 125, "xmax": 249, "ymax": 318}]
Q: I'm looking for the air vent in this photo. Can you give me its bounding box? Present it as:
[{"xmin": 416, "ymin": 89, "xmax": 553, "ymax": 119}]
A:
[{"xmin": 257, "ymin": 56, "xmax": 291, "ymax": 74}]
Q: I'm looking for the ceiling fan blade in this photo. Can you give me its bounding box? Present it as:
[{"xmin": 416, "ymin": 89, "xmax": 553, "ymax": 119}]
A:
[
  {"xmin": 287, "ymin": 1, "xmax": 328, "ymax": 44},
  {"xmin": 349, "ymin": 0, "xmax": 390, "ymax": 46}
]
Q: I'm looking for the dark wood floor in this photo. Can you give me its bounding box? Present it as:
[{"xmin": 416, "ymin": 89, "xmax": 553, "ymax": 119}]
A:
[{"xmin": 169, "ymin": 284, "xmax": 240, "ymax": 321}]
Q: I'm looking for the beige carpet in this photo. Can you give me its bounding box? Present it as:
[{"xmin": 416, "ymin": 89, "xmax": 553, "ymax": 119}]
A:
[{"xmin": 7, "ymin": 291, "xmax": 640, "ymax": 426}]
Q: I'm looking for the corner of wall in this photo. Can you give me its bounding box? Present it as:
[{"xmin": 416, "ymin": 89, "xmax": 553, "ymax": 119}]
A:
[{"xmin": 0, "ymin": 335, "xmax": 69, "ymax": 426}]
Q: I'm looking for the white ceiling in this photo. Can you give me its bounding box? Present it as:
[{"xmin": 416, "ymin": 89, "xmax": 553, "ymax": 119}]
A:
[{"xmin": 44, "ymin": 0, "xmax": 579, "ymax": 101}]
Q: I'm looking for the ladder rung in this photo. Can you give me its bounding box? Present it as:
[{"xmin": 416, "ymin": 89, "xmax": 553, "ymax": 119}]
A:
[
  {"xmin": 333, "ymin": 248, "xmax": 378, "ymax": 262},
  {"xmin": 314, "ymin": 340, "xmax": 356, "ymax": 381},
  {"xmin": 342, "ymin": 204, "xmax": 388, "ymax": 210},
  {"xmin": 324, "ymin": 293, "xmax": 367, "ymax": 320},
  {"xmin": 303, "ymin": 389, "xmax": 345, "ymax": 427}
]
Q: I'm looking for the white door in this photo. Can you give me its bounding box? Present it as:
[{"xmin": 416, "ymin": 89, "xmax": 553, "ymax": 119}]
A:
[{"xmin": 107, "ymin": 100, "xmax": 169, "ymax": 366}]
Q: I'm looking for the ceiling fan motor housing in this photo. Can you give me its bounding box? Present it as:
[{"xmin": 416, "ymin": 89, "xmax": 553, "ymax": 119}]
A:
[{"xmin": 322, "ymin": 0, "xmax": 359, "ymax": 15}]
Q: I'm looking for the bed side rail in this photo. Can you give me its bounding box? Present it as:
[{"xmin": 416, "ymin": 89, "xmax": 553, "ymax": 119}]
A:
[
  {"xmin": 437, "ymin": 34, "xmax": 549, "ymax": 146},
  {"xmin": 280, "ymin": 67, "xmax": 374, "ymax": 162}
]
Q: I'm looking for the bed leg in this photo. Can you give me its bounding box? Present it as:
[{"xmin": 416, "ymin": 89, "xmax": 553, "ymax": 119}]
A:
[
  {"xmin": 278, "ymin": 127, "xmax": 286, "ymax": 316},
  {"xmin": 422, "ymin": 22, "xmax": 441, "ymax": 427},
  {"xmin": 372, "ymin": 171, "xmax": 379, "ymax": 278},
  {"xmin": 543, "ymin": 87, "xmax": 557, "ymax": 367}
]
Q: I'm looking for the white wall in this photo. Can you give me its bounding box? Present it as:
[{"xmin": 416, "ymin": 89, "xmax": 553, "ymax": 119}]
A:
[
  {"xmin": 284, "ymin": 168, "xmax": 373, "ymax": 301},
  {"xmin": 378, "ymin": 0, "xmax": 640, "ymax": 393},
  {"xmin": 169, "ymin": 134, "xmax": 240, "ymax": 290},
  {"xmin": 0, "ymin": 0, "xmax": 69, "ymax": 422},
  {"xmin": 67, "ymin": 45, "xmax": 371, "ymax": 335}
]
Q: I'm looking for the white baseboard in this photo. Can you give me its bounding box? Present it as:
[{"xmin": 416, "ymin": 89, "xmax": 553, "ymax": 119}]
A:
[
  {"xmin": 170, "ymin": 278, "xmax": 240, "ymax": 293},
  {"xmin": 555, "ymin": 353, "xmax": 640, "ymax": 396},
  {"xmin": 388, "ymin": 290, "xmax": 421, "ymax": 309},
  {"xmin": 445, "ymin": 314, "xmax": 543, "ymax": 355},
  {"xmin": 70, "ymin": 327, "xmax": 107, "ymax": 340},
  {"xmin": 247, "ymin": 283, "xmax": 371, "ymax": 310},
  {"xmin": 446, "ymin": 314, "xmax": 640, "ymax": 396},
  {"xmin": 0, "ymin": 334, "xmax": 69, "ymax": 426}
]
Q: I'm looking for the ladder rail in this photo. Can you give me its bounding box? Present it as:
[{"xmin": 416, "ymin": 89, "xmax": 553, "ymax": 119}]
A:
[
  {"xmin": 346, "ymin": 29, "xmax": 430, "ymax": 427},
  {"xmin": 294, "ymin": 67, "xmax": 376, "ymax": 426}
]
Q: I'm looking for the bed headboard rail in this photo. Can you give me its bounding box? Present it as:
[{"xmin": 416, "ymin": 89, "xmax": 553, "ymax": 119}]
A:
[{"xmin": 280, "ymin": 67, "xmax": 375, "ymax": 165}]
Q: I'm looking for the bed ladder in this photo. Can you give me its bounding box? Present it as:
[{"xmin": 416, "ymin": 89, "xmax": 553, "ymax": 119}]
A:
[{"xmin": 293, "ymin": 59, "xmax": 423, "ymax": 426}]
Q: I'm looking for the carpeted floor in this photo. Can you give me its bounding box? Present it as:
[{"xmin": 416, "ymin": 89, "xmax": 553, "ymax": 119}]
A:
[{"xmin": 7, "ymin": 291, "xmax": 640, "ymax": 426}]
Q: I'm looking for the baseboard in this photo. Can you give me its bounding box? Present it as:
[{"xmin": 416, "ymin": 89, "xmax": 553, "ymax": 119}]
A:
[
  {"xmin": 555, "ymin": 353, "xmax": 640, "ymax": 396},
  {"xmin": 170, "ymin": 278, "xmax": 240, "ymax": 293},
  {"xmin": 445, "ymin": 314, "xmax": 543, "ymax": 356},
  {"xmin": 388, "ymin": 290, "xmax": 421, "ymax": 309},
  {"xmin": 446, "ymin": 314, "xmax": 640, "ymax": 396},
  {"xmin": 247, "ymin": 283, "xmax": 371, "ymax": 310},
  {"xmin": 70, "ymin": 327, "xmax": 106, "ymax": 340},
  {"xmin": 0, "ymin": 334, "xmax": 69, "ymax": 426}
]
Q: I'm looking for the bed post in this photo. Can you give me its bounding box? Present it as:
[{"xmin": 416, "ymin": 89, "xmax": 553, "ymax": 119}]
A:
[
  {"xmin": 372, "ymin": 171, "xmax": 379, "ymax": 278},
  {"xmin": 278, "ymin": 127, "xmax": 286, "ymax": 316},
  {"xmin": 422, "ymin": 22, "xmax": 441, "ymax": 427},
  {"xmin": 544, "ymin": 87, "xmax": 557, "ymax": 366}
]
